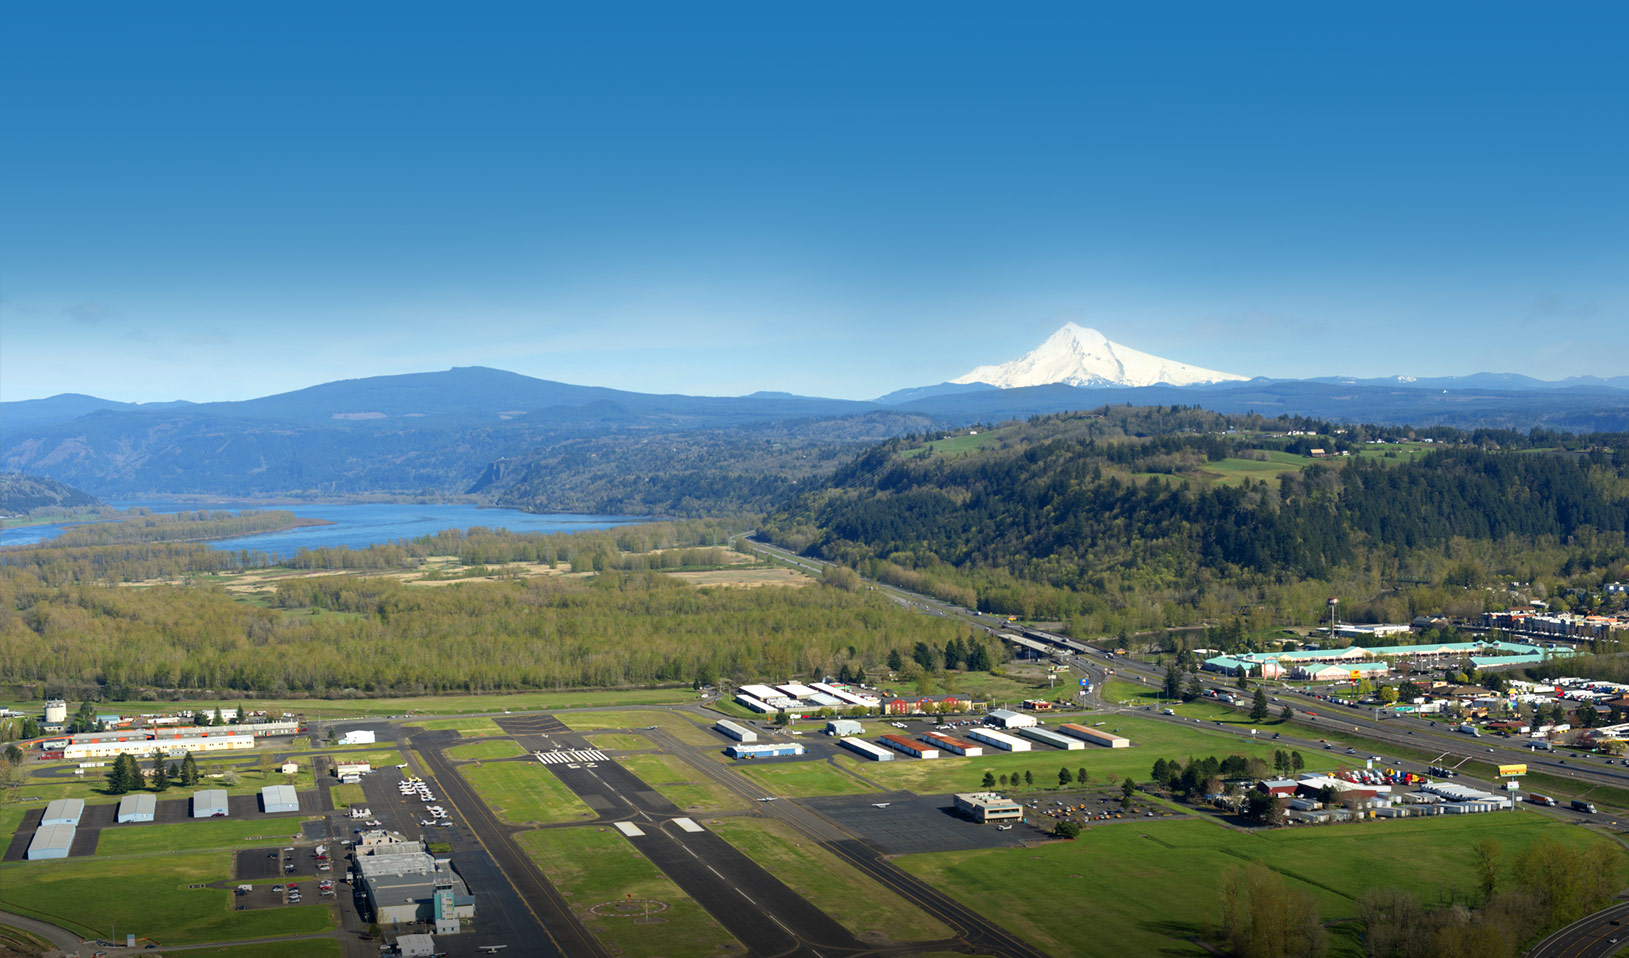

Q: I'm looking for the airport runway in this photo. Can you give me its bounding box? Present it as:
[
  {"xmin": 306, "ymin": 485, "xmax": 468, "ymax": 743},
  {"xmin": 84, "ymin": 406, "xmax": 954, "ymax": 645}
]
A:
[{"xmin": 405, "ymin": 729, "xmax": 608, "ymax": 958}]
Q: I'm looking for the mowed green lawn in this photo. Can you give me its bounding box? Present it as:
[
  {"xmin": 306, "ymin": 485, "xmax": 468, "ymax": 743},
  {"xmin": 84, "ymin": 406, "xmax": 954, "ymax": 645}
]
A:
[
  {"xmin": 898, "ymin": 814, "xmax": 1625, "ymax": 958},
  {"xmin": 838, "ymin": 713, "xmax": 1332, "ymax": 795},
  {"xmin": 459, "ymin": 760, "xmax": 594, "ymax": 824},
  {"xmin": 708, "ymin": 818, "xmax": 950, "ymax": 941},
  {"xmin": 445, "ymin": 739, "xmax": 527, "ymax": 761},
  {"xmin": 417, "ymin": 717, "xmax": 506, "ymax": 736},
  {"xmin": 0, "ymin": 852, "xmax": 334, "ymax": 944},
  {"xmin": 584, "ymin": 732, "xmax": 654, "ymax": 751},
  {"xmin": 516, "ymin": 827, "xmax": 740, "ymax": 958},
  {"xmin": 1199, "ymin": 456, "xmax": 1308, "ymax": 487},
  {"xmin": 174, "ymin": 942, "xmax": 342, "ymax": 958},
  {"xmin": 616, "ymin": 754, "xmax": 748, "ymax": 812},
  {"xmin": 98, "ymin": 817, "xmax": 311, "ymax": 855},
  {"xmin": 734, "ymin": 759, "xmax": 880, "ymax": 797},
  {"xmin": 562, "ymin": 710, "xmax": 718, "ymax": 746}
]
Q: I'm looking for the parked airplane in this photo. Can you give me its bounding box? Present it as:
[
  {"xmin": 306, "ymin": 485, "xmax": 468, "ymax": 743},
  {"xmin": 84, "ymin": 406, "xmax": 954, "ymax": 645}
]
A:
[{"xmin": 871, "ymin": 803, "xmax": 892, "ymax": 808}]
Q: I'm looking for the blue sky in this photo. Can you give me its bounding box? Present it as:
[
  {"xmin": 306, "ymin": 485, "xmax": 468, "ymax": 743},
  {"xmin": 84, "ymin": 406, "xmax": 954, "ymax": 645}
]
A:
[{"xmin": 3, "ymin": 3, "xmax": 1624, "ymax": 403}]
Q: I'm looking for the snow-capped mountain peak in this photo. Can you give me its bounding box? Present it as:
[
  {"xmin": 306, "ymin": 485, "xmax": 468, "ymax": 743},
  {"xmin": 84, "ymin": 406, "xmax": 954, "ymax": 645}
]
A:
[{"xmin": 950, "ymin": 323, "xmax": 1249, "ymax": 389}]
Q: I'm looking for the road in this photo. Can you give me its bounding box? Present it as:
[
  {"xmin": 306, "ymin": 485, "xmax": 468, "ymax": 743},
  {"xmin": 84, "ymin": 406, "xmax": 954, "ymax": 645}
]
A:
[{"xmin": 1527, "ymin": 899, "xmax": 1629, "ymax": 958}]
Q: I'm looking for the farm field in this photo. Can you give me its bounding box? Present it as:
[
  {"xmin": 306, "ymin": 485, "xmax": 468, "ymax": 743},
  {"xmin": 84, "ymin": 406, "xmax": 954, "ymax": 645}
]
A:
[
  {"xmin": 615, "ymin": 754, "xmax": 749, "ymax": 812},
  {"xmin": 734, "ymin": 760, "xmax": 880, "ymax": 798},
  {"xmin": 516, "ymin": 827, "xmax": 740, "ymax": 958},
  {"xmin": 897, "ymin": 814, "xmax": 1625, "ymax": 958},
  {"xmin": 1198, "ymin": 455, "xmax": 1308, "ymax": 487},
  {"xmin": 445, "ymin": 739, "xmax": 527, "ymax": 761},
  {"xmin": 458, "ymin": 760, "xmax": 594, "ymax": 825},
  {"xmin": 708, "ymin": 817, "xmax": 951, "ymax": 941},
  {"xmin": 0, "ymin": 852, "xmax": 335, "ymax": 945}
]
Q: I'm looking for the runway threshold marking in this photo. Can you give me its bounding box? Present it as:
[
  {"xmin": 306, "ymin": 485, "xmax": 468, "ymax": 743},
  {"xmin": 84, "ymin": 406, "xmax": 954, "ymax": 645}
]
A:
[
  {"xmin": 614, "ymin": 822, "xmax": 644, "ymax": 837},
  {"xmin": 534, "ymin": 748, "xmax": 608, "ymax": 765},
  {"xmin": 672, "ymin": 817, "xmax": 704, "ymax": 832}
]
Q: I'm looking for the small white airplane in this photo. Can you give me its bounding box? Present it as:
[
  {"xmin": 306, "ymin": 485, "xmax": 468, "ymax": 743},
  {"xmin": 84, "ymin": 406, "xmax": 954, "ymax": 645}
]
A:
[
  {"xmin": 756, "ymin": 797, "xmax": 777, "ymax": 802},
  {"xmin": 996, "ymin": 824, "xmax": 1013, "ymax": 831},
  {"xmin": 871, "ymin": 803, "xmax": 892, "ymax": 808}
]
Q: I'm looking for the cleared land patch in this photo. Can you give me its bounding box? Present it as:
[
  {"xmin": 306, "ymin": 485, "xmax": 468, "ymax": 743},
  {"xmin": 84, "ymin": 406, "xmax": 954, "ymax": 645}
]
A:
[
  {"xmin": 708, "ymin": 817, "xmax": 951, "ymax": 941},
  {"xmin": 665, "ymin": 567, "xmax": 812, "ymax": 588},
  {"xmin": 445, "ymin": 739, "xmax": 527, "ymax": 761},
  {"xmin": 516, "ymin": 827, "xmax": 740, "ymax": 958},
  {"xmin": 734, "ymin": 760, "xmax": 880, "ymax": 798}
]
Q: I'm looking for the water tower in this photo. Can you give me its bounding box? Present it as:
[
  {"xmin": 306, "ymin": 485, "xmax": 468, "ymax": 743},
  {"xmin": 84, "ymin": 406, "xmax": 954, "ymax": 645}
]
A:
[{"xmin": 45, "ymin": 699, "xmax": 67, "ymax": 724}]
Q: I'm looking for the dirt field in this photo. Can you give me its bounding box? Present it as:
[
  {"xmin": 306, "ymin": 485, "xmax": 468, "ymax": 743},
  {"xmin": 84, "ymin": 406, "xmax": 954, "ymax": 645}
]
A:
[{"xmin": 663, "ymin": 567, "xmax": 812, "ymax": 588}]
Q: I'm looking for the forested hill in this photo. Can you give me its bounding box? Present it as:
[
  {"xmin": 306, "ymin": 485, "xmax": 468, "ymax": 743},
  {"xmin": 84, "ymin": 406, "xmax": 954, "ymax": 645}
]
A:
[
  {"xmin": 0, "ymin": 472, "xmax": 103, "ymax": 514},
  {"xmin": 760, "ymin": 409, "xmax": 1629, "ymax": 631}
]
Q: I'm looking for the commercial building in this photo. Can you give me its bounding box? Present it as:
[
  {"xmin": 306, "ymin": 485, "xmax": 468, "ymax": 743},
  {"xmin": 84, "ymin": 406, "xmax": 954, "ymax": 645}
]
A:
[
  {"xmin": 334, "ymin": 762, "xmax": 371, "ymax": 778},
  {"xmin": 735, "ymin": 694, "xmax": 778, "ymax": 714},
  {"xmin": 192, "ymin": 789, "xmax": 230, "ymax": 818},
  {"xmin": 879, "ymin": 734, "xmax": 939, "ymax": 759},
  {"xmin": 985, "ymin": 708, "xmax": 1037, "ymax": 729},
  {"xmin": 967, "ymin": 727, "xmax": 1031, "ymax": 752},
  {"xmin": 63, "ymin": 733, "xmax": 255, "ymax": 761},
  {"xmin": 713, "ymin": 720, "xmax": 757, "ymax": 743},
  {"xmin": 44, "ymin": 699, "xmax": 68, "ymax": 724},
  {"xmin": 338, "ymin": 729, "xmax": 376, "ymax": 746},
  {"xmin": 396, "ymin": 935, "xmax": 436, "ymax": 958},
  {"xmin": 261, "ymin": 784, "xmax": 299, "ymax": 813},
  {"xmin": 27, "ymin": 823, "xmax": 75, "ymax": 860},
  {"xmin": 825, "ymin": 719, "xmax": 863, "ymax": 736},
  {"xmin": 840, "ymin": 737, "xmax": 894, "ymax": 761},
  {"xmin": 355, "ymin": 836, "xmax": 475, "ymax": 927},
  {"xmin": 776, "ymin": 683, "xmax": 819, "ymax": 699},
  {"xmin": 41, "ymin": 798, "xmax": 84, "ymax": 826},
  {"xmin": 1015, "ymin": 726, "xmax": 1083, "ymax": 750},
  {"xmin": 954, "ymin": 792, "xmax": 1024, "ymax": 824},
  {"xmin": 116, "ymin": 793, "xmax": 156, "ymax": 823},
  {"xmin": 1059, "ymin": 724, "xmax": 1130, "ymax": 748},
  {"xmin": 725, "ymin": 743, "xmax": 804, "ymax": 759},
  {"xmin": 920, "ymin": 731, "xmax": 982, "ymax": 757},
  {"xmin": 809, "ymin": 682, "xmax": 881, "ymax": 709}
]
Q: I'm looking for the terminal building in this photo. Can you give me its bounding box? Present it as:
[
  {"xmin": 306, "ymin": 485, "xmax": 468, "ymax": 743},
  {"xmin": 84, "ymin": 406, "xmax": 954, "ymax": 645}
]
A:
[
  {"xmin": 355, "ymin": 834, "xmax": 475, "ymax": 929},
  {"xmin": 954, "ymin": 792, "xmax": 1024, "ymax": 824},
  {"xmin": 117, "ymin": 793, "xmax": 156, "ymax": 823}
]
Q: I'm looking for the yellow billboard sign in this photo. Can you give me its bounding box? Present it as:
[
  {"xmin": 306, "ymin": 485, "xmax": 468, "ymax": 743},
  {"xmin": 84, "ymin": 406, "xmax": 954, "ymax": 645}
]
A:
[
  {"xmin": 1349, "ymin": 670, "xmax": 1362, "ymax": 682},
  {"xmin": 1497, "ymin": 764, "xmax": 1527, "ymax": 777}
]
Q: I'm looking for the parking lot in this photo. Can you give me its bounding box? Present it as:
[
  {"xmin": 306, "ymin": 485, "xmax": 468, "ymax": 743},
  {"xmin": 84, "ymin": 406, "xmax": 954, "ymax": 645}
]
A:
[{"xmin": 798, "ymin": 792, "xmax": 1052, "ymax": 854}]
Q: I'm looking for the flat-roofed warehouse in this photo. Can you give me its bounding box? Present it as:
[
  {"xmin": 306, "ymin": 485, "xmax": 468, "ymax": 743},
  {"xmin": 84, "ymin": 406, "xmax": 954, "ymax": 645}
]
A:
[
  {"xmin": 261, "ymin": 784, "xmax": 299, "ymax": 813},
  {"xmin": 713, "ymin": 719, "xmax": 757, "ymax": 742},
  {"xmin": 41, "ymin": 798, "xmax": 84, "ymax": 826},
  {"xmin": 117, "ymin": 793, "xmax": 156, "ymax": 823},
  {"xmin": 27, "ymin": 823, "xmax": 76, "ymax": 860},
  {"xmin": 955, "ymin": 792, "xmax": 1024, "ymax": 823},
  {"xmin": 826, "ymin": 718, "xmax": 863, "ymax": 736},
  {"xmin": 726, "ymin": 743, "xmax": 804, "ymax": 759},
  {"xmin": 986, "ymin": 708, "xmax": 1038, "ymax": 729},
  {"xmin": 1059, "ymin": 724, "xmax": 1130, "ymax": 748},
  {"xmin": 921, "ymin": 731, "xmax": 983, "ymax": 757},
  {"xmin": 192, "ymin": 788, "xmax": 230, "ymax": 818},
  {"xmin": 840, "ymin": 737, "xmax": 894, "ymax": 761},
  {"xmin": 879, "ymin": 734, "xmax": 939, "ymax": 759},
  {"xmin": 967, "ymin": 727, "xmax": 1031, "ymax": 752},
  {"xmin": 1016, "ymin": 726, "xmax": 1084, "ymax": 750}
]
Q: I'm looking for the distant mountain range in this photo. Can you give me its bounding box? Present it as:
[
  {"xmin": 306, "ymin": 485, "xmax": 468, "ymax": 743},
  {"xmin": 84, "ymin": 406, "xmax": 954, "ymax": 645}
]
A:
[{"xmin": 3, "ymin": 331, "xmax": 1626, "ymax": 506}]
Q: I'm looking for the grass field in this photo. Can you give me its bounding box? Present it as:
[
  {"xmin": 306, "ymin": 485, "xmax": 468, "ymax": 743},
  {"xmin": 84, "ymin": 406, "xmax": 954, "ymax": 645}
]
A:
[
  {"xmin": 1199, "ymin": 455, "xmax": 1308, "ymax": 487},
  {"xmin": 458, "ymin": 760, "xmax": 594, "ymax": 824},
  {"xmin": 901, "ymin": 430, "xmax": 1011, "ymax": 459},
  {"xmin": 708, "ymin": 817, "xmax": 951, "ymax": 941},
  {"xmin": 416, "ymin": 717, "xmax": 506, "ymax": 736},
  {"xmin": 445, "ymin": 739, "xmax": 527, "ymax": 761},
  {"xmin": 836, "ymin": 712, "xmax": 1335, "ymax": 796},
  {"xmin": 0, "ymin": 852, "xmax": 335, "ymax": 945},
  {"xmin": 897, "ymin": 814, "xmax": 1624, "ymax": 957},
  {"xmin": 19, "ymin": 762, "xmax": 318, "ymax": 806},
  {"xmin": 97, "ymin": 817, "xmax": 312, "ymax": 855},
  {"xmin": 516, "ymin": 827, "xmax": 740, "ymax": 958},
  {"xmin": 734, "ymin": 760, "xmax": 880, "ymax": 797},
  {"xmin": 562, "ymin": 710, "xmax": 719, "ymax": 747},
  {"xmin": 331, "ymin": 783, "xmax": 367, "ymax": 807},
  {"xmin": 584, "ymin": 732, "xmax": 655, "ymax": 750},
  {"xmin": 173, "ymin": 942, "xmax": 342, "ymax": 958},
  {"xmin": 875, "ymin": 669, "xmax": 1049, "ymax": 705},
  {"xmin": 0, "ymin": 806, "xmax": 28, "ymax": 849},
  {"xmin": 616, "ymin": 754, "xmax": 749, "ymax": 812}
]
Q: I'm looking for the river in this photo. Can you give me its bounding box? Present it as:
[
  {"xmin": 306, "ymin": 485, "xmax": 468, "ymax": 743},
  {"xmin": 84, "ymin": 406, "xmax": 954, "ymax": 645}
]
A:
[{"xmin": 0, "ymin": 499, "xmax": 647, "ymax": 557}]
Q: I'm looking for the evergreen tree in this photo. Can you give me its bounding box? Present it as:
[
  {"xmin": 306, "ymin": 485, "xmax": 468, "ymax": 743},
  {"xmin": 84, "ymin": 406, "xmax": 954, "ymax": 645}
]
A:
[
  {"xmin": 1024, "ymin": 770, "xmax": 1034, "ymax": 787},
  {"xmin": 1251, "ymin": 688, "xmax": 1269, "ymax": 722},
  {"xmin": 1290, "ymin": 751, "xmax": 1305, "ymax": 772},
  {"xmin": 180, "ymin": 751, "xmax": 200, "ymax": 786},
  {"xmin": 106, "ymin": 753, "xmax": 137, "ymax": 794},
  {"xmin": 1058, "ymin": 766, "xmax": 1074, "ymax": 787},
  {"xmin": 1164, "ymin": 666, "xmax": 1183, "ymax": 702},
  {"xmin": 982, "ymin": 770, "xmax": 996, "ymax": 789},
  {"xmin": 1122, "ymin": 776, "xmax": 1136, "ymax": 809},
  {"xmin": 886, "ymin": 648, "xmax": 904, "ymax": 672},
  {"xmin": 153, "ymin": 760, "xmax": 171, "ymax": 792},
  {"xmin": 1279, "ymin": 703, "xmax": 1293, "ymax": 721},
  {"xmin": 1078, "ymin": 766, "xmax": 1088, "ymax": 784}
]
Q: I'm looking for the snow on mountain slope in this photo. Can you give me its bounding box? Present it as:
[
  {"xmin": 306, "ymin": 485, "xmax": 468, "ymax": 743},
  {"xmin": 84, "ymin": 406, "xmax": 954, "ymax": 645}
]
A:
[{"xmin": 951, "ymin": 323, "xmax": 1249, "ymax": 388}]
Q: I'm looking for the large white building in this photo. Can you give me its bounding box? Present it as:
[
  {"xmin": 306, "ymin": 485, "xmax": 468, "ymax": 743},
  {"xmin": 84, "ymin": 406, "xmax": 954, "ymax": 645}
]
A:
[{"xmin": 63, "ymin": 733, "xmax": 254, "ymax": 761}]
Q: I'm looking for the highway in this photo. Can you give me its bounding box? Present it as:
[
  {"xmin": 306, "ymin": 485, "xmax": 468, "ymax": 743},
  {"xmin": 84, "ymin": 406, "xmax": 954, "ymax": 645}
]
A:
[{"xmin": 1527, "ymin": 899, "xmax": 1629, "ymax": 958}]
